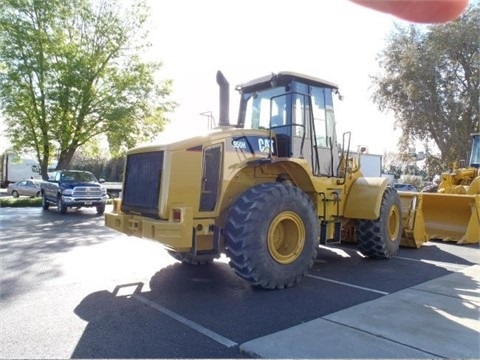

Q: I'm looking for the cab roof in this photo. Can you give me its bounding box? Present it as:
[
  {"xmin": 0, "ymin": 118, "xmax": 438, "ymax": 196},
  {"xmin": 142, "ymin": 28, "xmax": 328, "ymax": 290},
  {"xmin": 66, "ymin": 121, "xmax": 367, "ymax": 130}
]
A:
[{"xmin": 235, "ymin": 71, "xmax": 339, "ymax": 92}]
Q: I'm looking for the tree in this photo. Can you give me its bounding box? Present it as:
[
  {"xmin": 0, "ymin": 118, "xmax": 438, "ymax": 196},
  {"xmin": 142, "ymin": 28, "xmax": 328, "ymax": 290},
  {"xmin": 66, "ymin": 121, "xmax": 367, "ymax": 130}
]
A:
[
  {"xmin": 0, "ymin": 0, "xmax": 175, "ymax": 179},
  {"xmin": 70, "ymin": 150, "xmax": 125, "ymax": 182},
  {"xmin": 371, "ymin": 5, "xmax": 479, "ymax": 166}
]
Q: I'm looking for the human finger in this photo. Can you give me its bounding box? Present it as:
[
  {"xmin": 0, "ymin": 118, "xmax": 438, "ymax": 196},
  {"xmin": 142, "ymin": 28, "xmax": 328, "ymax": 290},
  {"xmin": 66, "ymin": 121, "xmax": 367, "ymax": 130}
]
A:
[{"xmin": 349, "ymin": 0, "xmax": 469, "ymax": 23}]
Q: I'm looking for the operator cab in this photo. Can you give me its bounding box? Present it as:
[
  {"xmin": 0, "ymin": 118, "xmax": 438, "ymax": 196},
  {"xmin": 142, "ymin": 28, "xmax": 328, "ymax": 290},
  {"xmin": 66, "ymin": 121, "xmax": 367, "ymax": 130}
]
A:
[
  {"xmin": 469, "ymin": 133, "xmax": 480, "ymax": 169},
  {"xmin": 236, "ymin": 72, "xmax": 343, "ymax": 177}
]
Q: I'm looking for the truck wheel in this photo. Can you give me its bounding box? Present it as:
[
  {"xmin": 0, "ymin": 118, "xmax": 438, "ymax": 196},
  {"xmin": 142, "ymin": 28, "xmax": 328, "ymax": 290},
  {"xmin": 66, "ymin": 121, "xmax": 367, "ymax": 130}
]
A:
[
  {"xmin": 96, "ymin": 205, "xmax": 105, "ymax": 215},
  {"xmin": 42, "ymin": 193, "xmax": 49, "ymax": 211},
  {"xmin": 108, "ymin": 191, "xmax": 119, "ymax": 199},
  {"xmin": 12, "ymin": 190, "xmax": 19, "ymax": 198},
  {"xmin": 224, "ymin": 182, "xmax": 319, "ymax": 289},
  {"xmin": 57, "ymin": 195, "xmax": 67, "ymax": 214},
  {"xmin": 356, "ymin": 186, "xmax": 402, "ymax": 259},
  {"xmin": 167, "ymin": 251, "xmax": 219, "ymax": 265}
]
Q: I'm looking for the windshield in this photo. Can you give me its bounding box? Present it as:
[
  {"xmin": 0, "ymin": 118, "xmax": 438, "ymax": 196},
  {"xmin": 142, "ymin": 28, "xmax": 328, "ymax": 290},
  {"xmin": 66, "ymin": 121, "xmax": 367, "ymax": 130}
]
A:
[
  {"xmin": 241, "ymin": 84, "xmax": 336, "ymax": 148},
  {"xmin": 243, "ymin": 87, "xmax": 288, "ymax": 130},
  {"xmin": 61, "ymin": 171, "xmax": 97, "ymax": 183},
  {"xmin": 470, "ymin": 135, "xmax": 480, "ymax": 167}
]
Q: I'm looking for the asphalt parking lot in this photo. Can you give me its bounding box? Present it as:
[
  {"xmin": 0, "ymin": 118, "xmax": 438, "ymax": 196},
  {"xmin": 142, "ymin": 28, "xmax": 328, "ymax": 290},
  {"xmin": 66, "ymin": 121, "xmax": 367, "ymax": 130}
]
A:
[{"xmin": 0, "ymin": 203, "xmax": 479, "ymax": 359}]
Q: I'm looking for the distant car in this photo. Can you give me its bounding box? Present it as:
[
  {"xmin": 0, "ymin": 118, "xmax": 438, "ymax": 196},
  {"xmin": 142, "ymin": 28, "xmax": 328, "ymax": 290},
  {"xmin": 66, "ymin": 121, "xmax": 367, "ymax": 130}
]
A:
[
  {"xmin": 7, "ymin": 179, "xmax": 44, "ymax": 198},
  {"xmin": 394, "ymin": 183, "xmax": 417, "ymax": 192}
]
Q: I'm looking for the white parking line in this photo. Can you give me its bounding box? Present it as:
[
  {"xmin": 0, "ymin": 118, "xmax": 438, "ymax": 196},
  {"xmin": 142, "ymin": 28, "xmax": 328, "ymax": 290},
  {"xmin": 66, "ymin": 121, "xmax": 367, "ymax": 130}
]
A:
[
  {"xmin": 132, "ymin": 293, "xmax": 238, "ymax": 348},
  {"xmin": 307, "ymin": 275, "xmax": 389, "ymax": 295},
  {"xmin": 394, "ymin": 256, "xmax": 472, "ymax": 269}
]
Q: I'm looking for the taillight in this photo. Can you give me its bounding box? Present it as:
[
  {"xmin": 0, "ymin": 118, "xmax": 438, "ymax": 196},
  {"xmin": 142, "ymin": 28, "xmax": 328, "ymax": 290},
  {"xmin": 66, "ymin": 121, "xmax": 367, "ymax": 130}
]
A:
[{"xmin": 172, "ymin": 209, "xmax": 182, "ymax": 222}]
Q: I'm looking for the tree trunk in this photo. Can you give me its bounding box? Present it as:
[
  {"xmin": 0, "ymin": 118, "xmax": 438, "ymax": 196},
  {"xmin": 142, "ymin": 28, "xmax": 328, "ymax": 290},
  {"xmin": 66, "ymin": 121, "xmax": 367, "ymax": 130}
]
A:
[{"xmin": 56, "ymin": 147, "xmax": 78, "ymax": 170}]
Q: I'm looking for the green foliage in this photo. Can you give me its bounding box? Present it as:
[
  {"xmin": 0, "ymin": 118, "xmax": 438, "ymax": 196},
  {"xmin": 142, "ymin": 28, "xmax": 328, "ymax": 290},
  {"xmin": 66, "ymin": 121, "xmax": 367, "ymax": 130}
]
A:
[
  {"xmin": 0, "ymin": 0, "xmax": 176, "ymax": 179},
  {"xmin": 422, "ymin": 145, "xmax": 447, "ymax": 180},
  {"xmin": 0, "ymin": 196, "xmax": 112, "ymax": 207},
  {"xmin": 398, "ymin": 175, "xmax": 423, "ymax": 190},
  {"xmin": 70, "ymin": 152, "xmax": 125, "ymax": 181},
  {"xmin": 0, "ymin": 197, "xmax": 42, "ymax": 207},
  {"xmin": 371, "ymin": 5, "xmax": 480, "ymax": 165}
]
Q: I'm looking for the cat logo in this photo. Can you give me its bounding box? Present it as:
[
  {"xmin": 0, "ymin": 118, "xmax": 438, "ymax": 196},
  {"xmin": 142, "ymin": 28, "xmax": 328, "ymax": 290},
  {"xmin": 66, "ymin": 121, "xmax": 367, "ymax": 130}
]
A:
[{"xmin": 258, "ymin": 138, "xmax": 275, "ymax": 153}]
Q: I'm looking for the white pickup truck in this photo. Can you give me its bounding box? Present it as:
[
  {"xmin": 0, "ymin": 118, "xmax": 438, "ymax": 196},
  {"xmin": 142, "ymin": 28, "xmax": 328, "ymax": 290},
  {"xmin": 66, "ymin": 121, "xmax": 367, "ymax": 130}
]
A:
[{"xmin": 102, "ymin": 182, "xmax": 122, "ymax": 198}]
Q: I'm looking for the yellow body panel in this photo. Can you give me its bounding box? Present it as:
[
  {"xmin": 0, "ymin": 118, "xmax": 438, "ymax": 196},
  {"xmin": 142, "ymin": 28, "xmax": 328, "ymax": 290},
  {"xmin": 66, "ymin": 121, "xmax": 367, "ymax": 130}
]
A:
[
  {"xmin": 105, "ymin": 129, "xmax": 397, "ymax": 252},
  {"xmin": 343, "ymin": 177, "xmax": 389, "ymax": 220},
  {"xmin": 158, "ymin": 151, "xmax": 204, "ymax": 219},
  {"xmin": 467, "ymin": 176, "xmax": 480, "ymax": 195},
  {"xmin": 105, "ymin": 201, "xmax": 218, "ymax": 251},
  {"xmin": 105, "ymin": 129, "xmax": 278, "ymax": 252}
]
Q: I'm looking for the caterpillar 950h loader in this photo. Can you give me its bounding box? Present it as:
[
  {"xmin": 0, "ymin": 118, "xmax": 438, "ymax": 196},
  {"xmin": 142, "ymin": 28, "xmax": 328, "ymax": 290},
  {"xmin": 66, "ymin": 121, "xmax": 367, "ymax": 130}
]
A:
[
  {"xmin": 105, "ymin": 71, "xmax": 405, "ymax": 289},
  {"xmin": 399, "ymin": 133, "xmax": 480, "ymax": 247}
]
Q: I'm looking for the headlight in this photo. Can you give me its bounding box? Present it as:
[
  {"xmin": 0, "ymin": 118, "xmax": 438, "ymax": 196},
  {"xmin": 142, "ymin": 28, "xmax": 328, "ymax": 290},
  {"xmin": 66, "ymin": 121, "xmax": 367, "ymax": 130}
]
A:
[
  {"xmin": 62, "ymin": 189, "xmax": 73, "ymax": 196},
  {"xmin": 101, "ymin": 186, "xmax": 107, "ymax": 195}
]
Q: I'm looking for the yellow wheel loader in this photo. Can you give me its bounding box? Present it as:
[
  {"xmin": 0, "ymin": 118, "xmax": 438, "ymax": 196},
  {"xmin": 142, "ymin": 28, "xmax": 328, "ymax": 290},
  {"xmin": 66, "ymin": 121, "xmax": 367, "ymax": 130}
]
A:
[
  {"xmin": 399, "ymin": 133, "xmax": 480, "ymax": 247},
  {"xmin": 105, "ymin": 71, "xmax": 404, "ymax": 289},
  {"xmin": 437, "ymin": 133, "xmax": 480, "ymax": 195}
]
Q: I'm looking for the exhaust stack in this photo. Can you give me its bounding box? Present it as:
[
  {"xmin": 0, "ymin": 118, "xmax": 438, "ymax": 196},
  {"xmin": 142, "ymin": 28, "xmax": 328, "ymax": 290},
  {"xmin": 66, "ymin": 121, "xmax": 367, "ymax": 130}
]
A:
[{"xmin": 216, "ymin": 70, "xmax": 230, "ymax": 127}]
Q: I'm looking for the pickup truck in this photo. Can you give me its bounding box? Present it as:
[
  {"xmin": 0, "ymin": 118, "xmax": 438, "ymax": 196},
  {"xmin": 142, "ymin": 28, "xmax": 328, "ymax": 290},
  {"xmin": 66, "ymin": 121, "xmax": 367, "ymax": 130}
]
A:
[
  {"xmin": 41, "ymin": 170, "xmax": 108, "ymax": 214},
  {"xmin": 102, "ymin": 182, "xmax": 123, "ymax": 198}
]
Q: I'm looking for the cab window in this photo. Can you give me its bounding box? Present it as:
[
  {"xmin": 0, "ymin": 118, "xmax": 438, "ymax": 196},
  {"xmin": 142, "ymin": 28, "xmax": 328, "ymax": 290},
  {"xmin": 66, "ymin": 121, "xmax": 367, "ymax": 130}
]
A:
[
  {"xmin": 311, "ymin": 87, "xmax": 335, "ymax": 148},
  {"xmin": 243, "ymin": 88, "xmax": 288, "ymax": 130}
]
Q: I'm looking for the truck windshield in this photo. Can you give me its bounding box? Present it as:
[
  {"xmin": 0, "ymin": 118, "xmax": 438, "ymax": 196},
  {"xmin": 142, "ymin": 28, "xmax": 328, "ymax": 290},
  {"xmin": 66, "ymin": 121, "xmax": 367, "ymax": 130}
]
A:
[{"xmin": 62, "ymin": 171, "xmax": 97, "ymax": 182}]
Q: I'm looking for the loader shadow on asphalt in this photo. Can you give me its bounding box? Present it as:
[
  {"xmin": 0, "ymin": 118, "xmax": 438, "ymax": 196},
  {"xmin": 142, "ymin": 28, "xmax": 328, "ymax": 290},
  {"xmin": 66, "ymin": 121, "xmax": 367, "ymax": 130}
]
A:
[
  {"xmin": 71, "ymin": 266, "xmax": 251, "ymax": 359},
  {"xmin": 71, "ymin": 243, "xmax": 478, "ymax": 359}
]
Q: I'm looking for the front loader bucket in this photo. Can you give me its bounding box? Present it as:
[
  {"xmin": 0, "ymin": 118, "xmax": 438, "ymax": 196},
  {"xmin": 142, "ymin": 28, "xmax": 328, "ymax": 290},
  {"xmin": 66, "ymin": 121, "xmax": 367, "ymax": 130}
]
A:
[
  {"xmin": 399, "ymin": 192, "xmax": 428, "ymax": 248},
  {"xmin": 400, "ymin": 192, "xmax": 479, "ymax": 247},
  {"xmin": 421, "ymin": 193, "xmax": 479, "ymax": 244}
]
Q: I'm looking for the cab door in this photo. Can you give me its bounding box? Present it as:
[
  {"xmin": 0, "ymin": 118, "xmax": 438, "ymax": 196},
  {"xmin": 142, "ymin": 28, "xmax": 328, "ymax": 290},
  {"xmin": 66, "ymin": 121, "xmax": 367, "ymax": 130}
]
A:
[{"xmin": 290, "ymin": 84, "xmax": 340, "ymax": 177}]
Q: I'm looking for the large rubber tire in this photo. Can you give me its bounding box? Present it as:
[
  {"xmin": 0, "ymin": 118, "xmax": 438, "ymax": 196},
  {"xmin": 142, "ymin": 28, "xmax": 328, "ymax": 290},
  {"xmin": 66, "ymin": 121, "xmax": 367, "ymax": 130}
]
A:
[
  {"xmin": 57, "ymin": 195, "xmax": 67, "ymax": 215},
  {"xmin": 167, "ymin": 251, "xmax": 219, "ymax": 265},
  {"xmin": 42, "ymin": 192, "xmax": 49, "ymax": 211},
  {"xmin": 96, "ymin": 204, "xmax": 105, "ymax": 215},
  {"xmin": 224, "ymin": 182, "xmax": 319, "ymax": 289},
  {"xmin": 12, "ymin": 190, "xmax": 19, "ymax": 198},
  {"xmin": 356, "ymin": 186, "xmax": 402, "ymax": 259}
]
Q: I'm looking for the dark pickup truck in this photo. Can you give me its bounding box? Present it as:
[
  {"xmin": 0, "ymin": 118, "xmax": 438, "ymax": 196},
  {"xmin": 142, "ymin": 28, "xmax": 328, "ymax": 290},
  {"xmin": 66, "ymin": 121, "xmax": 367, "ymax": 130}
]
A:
[{"xmin": 41, "ymin": 170, "xmax": 108, "ymax": 214}]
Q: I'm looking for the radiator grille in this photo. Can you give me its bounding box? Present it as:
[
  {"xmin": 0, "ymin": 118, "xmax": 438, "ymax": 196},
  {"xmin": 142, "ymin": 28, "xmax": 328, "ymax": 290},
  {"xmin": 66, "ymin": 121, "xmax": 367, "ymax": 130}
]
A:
[
  {"xmin": 72, "ymin": 186, "xmax": 102, "ymax": 197},
  {"xmin": 121, "ymin": 151, "xmax": 163, "ymax": 218}
]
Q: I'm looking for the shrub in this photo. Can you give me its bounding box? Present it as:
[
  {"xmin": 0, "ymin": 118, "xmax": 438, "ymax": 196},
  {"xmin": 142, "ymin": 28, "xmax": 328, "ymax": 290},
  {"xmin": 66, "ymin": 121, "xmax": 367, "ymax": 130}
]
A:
[
  {"xmin": 0, "ymin": 197, "xmax": 112, "ymax": 207},
  {"xmin": 0, "ymin": 197, "xmax": 42, "ymax": 207}
]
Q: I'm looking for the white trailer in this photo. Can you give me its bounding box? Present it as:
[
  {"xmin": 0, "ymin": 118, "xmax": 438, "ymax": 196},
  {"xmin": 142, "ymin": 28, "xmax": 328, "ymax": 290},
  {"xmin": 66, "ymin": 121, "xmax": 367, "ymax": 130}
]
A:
[
  {"xmin": 358, "ymin": 153, "xmax": 382, "ymax": 177},
  {"xmin": 0, "ymin": 153, "xmax": 42, "ymax": 188}
]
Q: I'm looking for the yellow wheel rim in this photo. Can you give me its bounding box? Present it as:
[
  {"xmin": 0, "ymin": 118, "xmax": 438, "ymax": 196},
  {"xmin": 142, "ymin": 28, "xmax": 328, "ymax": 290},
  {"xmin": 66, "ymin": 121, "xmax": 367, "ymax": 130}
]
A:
[
  {"xmin": 268, "ymin": 211, "xmax": 305, "ymax": 264},
  {"xmin": 388, "ymin": 204, "xmax": 401, "ymax": 241}
]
